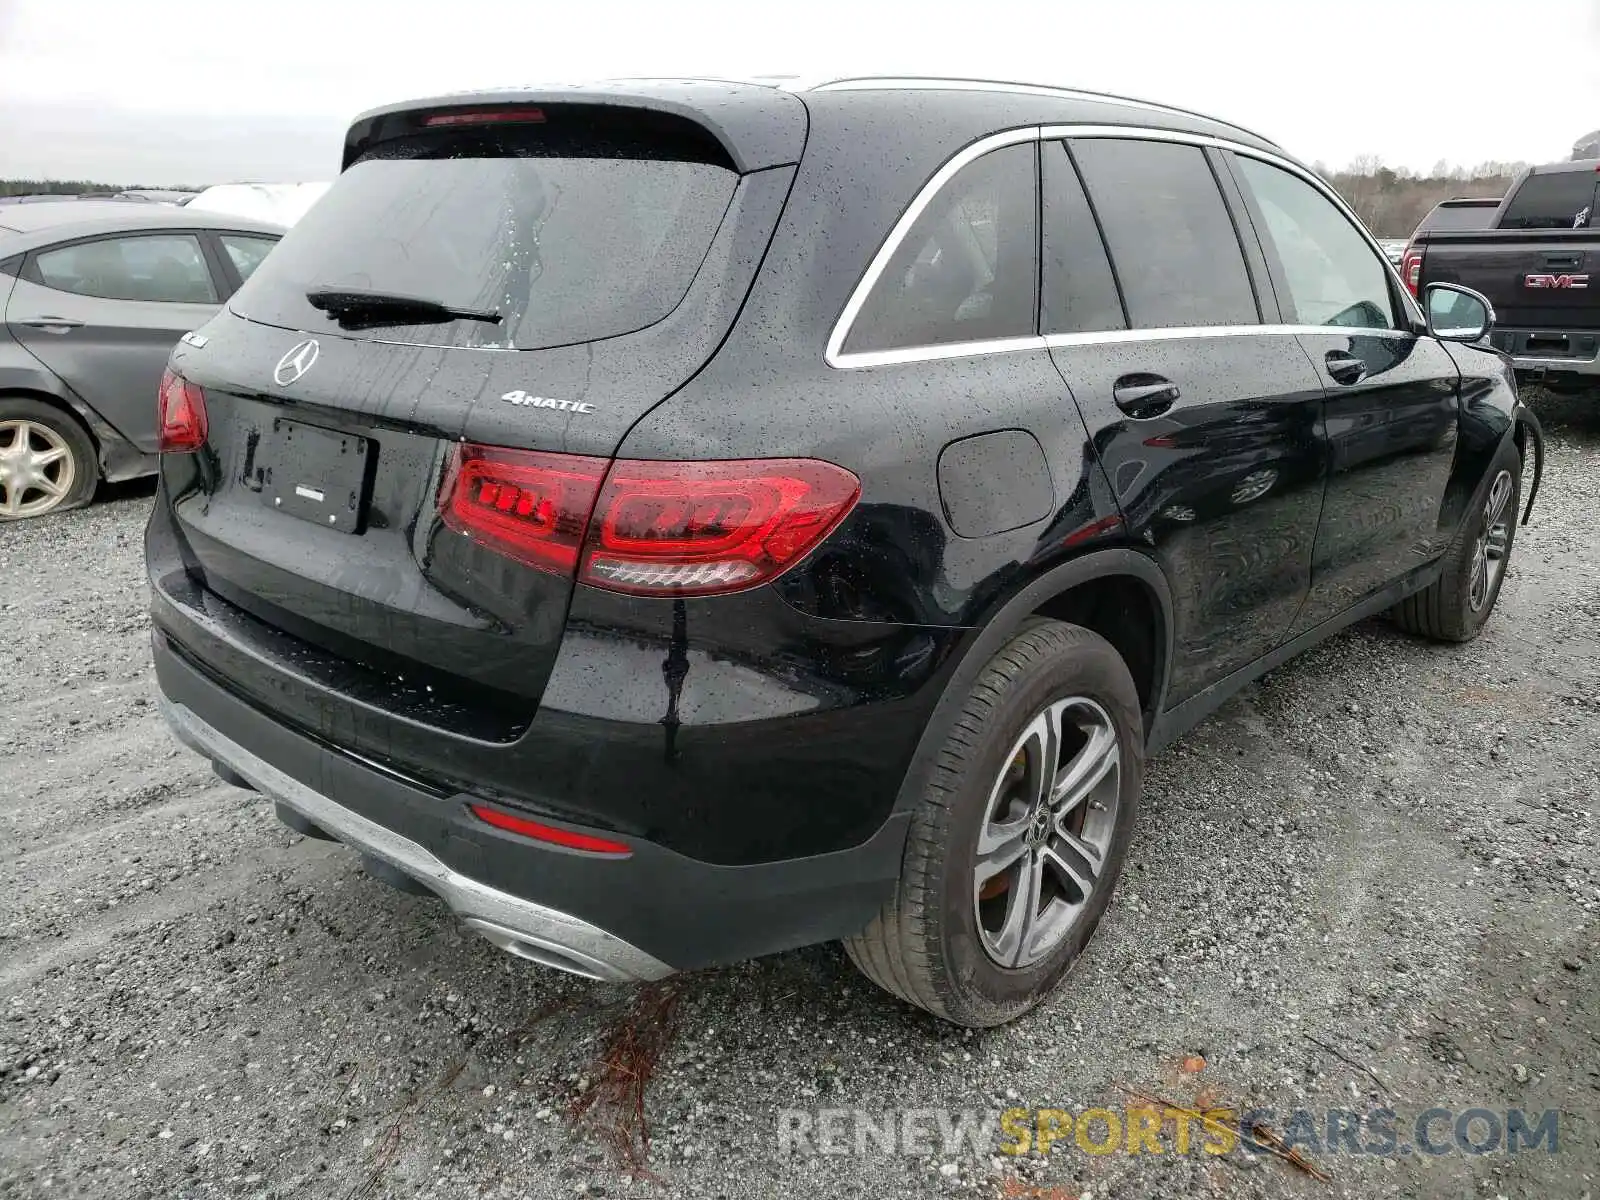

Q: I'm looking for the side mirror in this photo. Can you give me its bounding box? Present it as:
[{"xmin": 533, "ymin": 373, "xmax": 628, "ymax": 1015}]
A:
[{"xmin": 1425, "ymin": 283, "xmax": 1494, "ymax": 343}]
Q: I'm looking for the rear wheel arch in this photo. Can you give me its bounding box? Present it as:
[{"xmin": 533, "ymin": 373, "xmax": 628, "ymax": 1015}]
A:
[{"xmin": 892, "ymin": 549, "xmax": 1174, "ymax": 819}]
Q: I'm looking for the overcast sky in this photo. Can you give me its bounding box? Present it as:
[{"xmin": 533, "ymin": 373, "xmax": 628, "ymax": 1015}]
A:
[{"xmin": 2, "ymin": 0, "xmax": 1597, "ymax": 183}]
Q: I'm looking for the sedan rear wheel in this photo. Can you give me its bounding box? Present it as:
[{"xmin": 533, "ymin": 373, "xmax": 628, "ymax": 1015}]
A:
[{"xmin": 0, "ymin": 401, "xmax": 97, "ymax": 520}]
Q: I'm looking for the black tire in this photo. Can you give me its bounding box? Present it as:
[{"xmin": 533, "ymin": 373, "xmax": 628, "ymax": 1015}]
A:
[
  {"xmin": 0, "ymin": 396, "xmax": 98, "ymax": 520},
  {"xmin": 1390, "ymin": 438, "xmax": 1522, "ymax": 642},
  {"xmin": 844, "ymin": 620, "xmax": 1143, "ymax": 1027}
]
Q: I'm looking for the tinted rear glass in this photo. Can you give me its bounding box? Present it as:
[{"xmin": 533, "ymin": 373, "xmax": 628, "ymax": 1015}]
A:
[
  {"xmin": 843, "ymin": 143, "xmax": 1039, "ymax": 355},
  {"xmin": 230, "ymin": 127, "xmax": 737, "ymax": 350},
  {"xmin": 1417, "ymin": 202, "xmax": 1499, "ymax": 234},
  {"xmin": 1499, "ymin": 171, "xmax": 1598, "ymax": 229}
]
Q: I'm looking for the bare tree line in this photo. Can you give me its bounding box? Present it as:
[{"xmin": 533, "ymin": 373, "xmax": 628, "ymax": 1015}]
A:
[
  {"xmin": 1313, "ymin": 156, "xmax": 1530, "ymax": 238},
  {"xmin": 0, "ymin": 155, "xmax": 1538, "ymax": 241}
]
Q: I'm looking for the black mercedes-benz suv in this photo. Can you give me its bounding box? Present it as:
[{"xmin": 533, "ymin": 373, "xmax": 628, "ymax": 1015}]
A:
[{"xmin": 146, "ymin": 77, "xmax": 1542, "ymax": 1027}]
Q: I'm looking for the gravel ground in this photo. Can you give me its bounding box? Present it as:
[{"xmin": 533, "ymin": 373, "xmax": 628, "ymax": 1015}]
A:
[{"xmin": 2, "ymin": 387, "xmax": 1597, "ymax": 1200}]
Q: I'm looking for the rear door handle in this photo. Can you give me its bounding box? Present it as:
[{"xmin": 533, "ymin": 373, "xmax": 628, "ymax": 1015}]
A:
[
  {"xmin": 1542, "ymin": 253, "xmax": 1583, "ymax": 269},
  {"xmin": 1325, "ymin": 351, "xmax": 1367, "ymax": 385},
  {"xmin": 1112, "ymin": 373, "xmax": 1180, "ymax": 419},
  {"xmin": 17, "ymin": 316, "xmax": 85, "ymax": 333}
]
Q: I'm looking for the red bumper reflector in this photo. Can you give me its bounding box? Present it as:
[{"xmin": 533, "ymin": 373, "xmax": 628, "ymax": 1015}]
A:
[
  {"xmin": 1063, "ymin": 513, "xmax": 1125, "ymax": 547},
  {"xmin": 468, "ymin": 803, "xmax": 632, "ymax": 856}
]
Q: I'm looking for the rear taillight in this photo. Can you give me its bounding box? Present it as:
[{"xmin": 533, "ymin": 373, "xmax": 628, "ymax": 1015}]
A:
[
  {"xmin": 440, "ymin": 445, "xmax": 607, "ymax": 573},
  {"xmin": 440, "ymin": 446, "xmax": 861, "ymax": 597},
  {"xmin": 157, "ymin": 369, "xmax": 208, "ymax": 452},
  {"xmin": 1400, "ymin": 242, "xmax": 1424, "ymax": 296},
  {"xmin": 580, "ymin": 458, "xmax": 862, "ymax": 597}
]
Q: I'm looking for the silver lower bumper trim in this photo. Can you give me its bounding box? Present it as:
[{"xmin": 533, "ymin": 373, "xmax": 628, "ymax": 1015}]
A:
[
  {"xmin": 159, "ymin": 698, "xmax": 674, "ymax": 984},
  {"xmin": 1512, "ymin": 353, "xmax": 1600, "ymax": 377}
]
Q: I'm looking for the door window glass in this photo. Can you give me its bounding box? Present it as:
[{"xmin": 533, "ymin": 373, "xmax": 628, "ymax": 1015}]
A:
[
  {"xmin": 35, "ymin": 234, "xmax": 217, "ymax": 303},
  {"xmin": 844, "ymin": 143, "xmax": 1038, "ymax": 354},
  {"xmin": 218, "ymin": 234, "xmax": 278, "ymax": 284},
  {"xmin": 1040, "ymin": 142, "xmax": 1126, "ymax": 335},
  {"xmin": 1235, "ymin": 156, "xmax": 1397, "ymax": 330},
  {"xmin": 1070, "ymin": 138, "xmax": 1258, "ymax": 329}
]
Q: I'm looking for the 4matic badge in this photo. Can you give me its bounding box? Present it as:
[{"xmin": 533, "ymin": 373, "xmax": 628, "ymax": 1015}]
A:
[{"xmin": 501, "ymin": 390, "xmax": 595, "ymax": 414}]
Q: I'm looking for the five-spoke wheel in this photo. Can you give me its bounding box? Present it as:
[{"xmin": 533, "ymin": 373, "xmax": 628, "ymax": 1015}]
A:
[{"xmin": 974, "ymin": 697, "xmax": 1121, "ymax": 968}]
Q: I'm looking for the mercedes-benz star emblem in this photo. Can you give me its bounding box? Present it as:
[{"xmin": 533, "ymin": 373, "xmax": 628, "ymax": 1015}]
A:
[{"xmin": 273, "ymin": 339, "xmax": 320, "ymax": 386}]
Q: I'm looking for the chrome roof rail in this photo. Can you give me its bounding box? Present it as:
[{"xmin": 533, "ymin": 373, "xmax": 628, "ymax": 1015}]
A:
[{"xmin": 808, "ymin": 76, "xmax": 1280, "ymax": 149}]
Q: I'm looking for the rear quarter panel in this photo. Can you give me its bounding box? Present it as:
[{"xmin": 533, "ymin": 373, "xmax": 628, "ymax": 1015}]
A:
[{"xmin": 619, "ymin": 94, "xmax": 1125, "ymax": 630}]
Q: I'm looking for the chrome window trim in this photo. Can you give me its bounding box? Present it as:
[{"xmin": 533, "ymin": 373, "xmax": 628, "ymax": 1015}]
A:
[
  {"xmin": 826, "ymin": 124, "xmax": 1422, "ymax": 371},
  {"xmin": 823, "ymin": 125, "xmax": 1041, "ymax": 368},
  {"xmin": 836, "ymin": 335, "xmax": 1048, "ymax": 370},
  {"xmin": 1043, "ymin": 324, "xmax": 1413, "ymax": 348},
  {"xmin": 834, "ymin": 324, "xmax": 1413, "ymax": 371}
]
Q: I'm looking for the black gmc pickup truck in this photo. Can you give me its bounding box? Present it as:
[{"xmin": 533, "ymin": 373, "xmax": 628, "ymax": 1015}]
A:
[{"xmin": 1403, "ymin": 159, "xmax": 1599, "ymax": 390}]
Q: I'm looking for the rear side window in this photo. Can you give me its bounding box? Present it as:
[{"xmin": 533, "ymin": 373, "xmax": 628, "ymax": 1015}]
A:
[
  {"xmin": 1234, "ymin": 156, "xmax": 1397, "ymax": 331},
  {"xmin": 844, "ymin": 143, "xmax": 1039, "ymax": 355},
  {"xmin": 1416, "ymin": 202, "xmax": 1498, "ymax": 234},
  {"xmin": 34, "ymin": 234, "xmax": 217, "ymax": 304},
  {"xmin": 1040, "ymin": 142, "xmax": 1125, "ymax": 335},
  {"xmin": 219, "ymin": 234, "xmax": 277, "ymax": 284},
  {"xmin": 1500, "ymin": 171, "xmax": 1598, "ymax": 229},
  {"xmin": 231, "ymin": 126, "xmax": 738, "ymax": 350},
  {"xmin": 1070, "ymin": 139, "xmax": 1258, "ymax": 330}
]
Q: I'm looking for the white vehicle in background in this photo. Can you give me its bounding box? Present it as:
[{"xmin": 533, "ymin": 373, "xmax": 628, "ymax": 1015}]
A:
[{"xmin": 186, "ymin": 183, "xmax": 331, "ymax": 228}]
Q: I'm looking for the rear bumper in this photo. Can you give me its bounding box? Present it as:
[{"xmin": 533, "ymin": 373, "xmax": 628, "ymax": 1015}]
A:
[
  {"xmin": 161, "ymin": 696, "xmax": 671, "ymax": 983},
  {"xmin": 1511, "ymin": 352, "xmax": 1600, "ymax": 378},
  {"xmin": 1494, "ymin": 327, "xmax": 1600, "ymax": 377},
  {"xmin": 151, "ymin": 626, "xmax": 911, "ymax": 975}
]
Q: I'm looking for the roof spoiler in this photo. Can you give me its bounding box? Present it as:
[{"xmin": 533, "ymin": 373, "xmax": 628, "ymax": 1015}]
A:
[{"xmin": 343, "ymin": 82, "xmax": 807, "ymax": 174}]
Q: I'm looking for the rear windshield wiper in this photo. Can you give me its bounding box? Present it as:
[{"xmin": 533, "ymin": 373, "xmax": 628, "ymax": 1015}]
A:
[{"xmin": 305, "ymin": 287, "xmax": 501, "ymax": 330}]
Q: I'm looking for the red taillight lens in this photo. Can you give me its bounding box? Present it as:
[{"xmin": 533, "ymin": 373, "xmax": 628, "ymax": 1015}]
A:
[
  {"xmin": 439, "ymin": 446, "xmax": 861, "ymax": 596},
  {"xmin": 580, "ymin": 458, "xmax": 861, "ymax": 596},
  {"xmin": 157, "ymin": 369, "xmax": 208, "ymax": 452},
  {"xmin": 440, "ymin": 445, "xmax": 606, "ymax": 573},
  {"xmin": 468, "ymin": 803, "xmax": 631, "ymax": 856},
  {"xmin": 1400, "ymin": 243, "xmax": 1423, "ymax": 297}
]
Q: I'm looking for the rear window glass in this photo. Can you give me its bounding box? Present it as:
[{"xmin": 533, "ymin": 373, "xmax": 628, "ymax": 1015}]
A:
[
  {"xmin": 230, "ymin": 133, "xmax": 737, "ymax": 350},
  {"xmin": 843, "ymin": 143, "xmax": 1039, "ymax": 355},
  {"xmin": 219, "ymin": 234, "xmax": 277, "ymax": 284},
  {"xmin": 1499, "ymin": 171, "xmax": 1598, "ymax": 230},
  {"xmin": 1417, "ymin": 202, "xmax": 1499, "ymax": 234}
]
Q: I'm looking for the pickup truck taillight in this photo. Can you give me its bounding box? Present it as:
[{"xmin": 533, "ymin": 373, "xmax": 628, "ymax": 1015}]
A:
[{"xmin": 1400, "ymin": 243, "xmax": 1424, "ymax": 297}]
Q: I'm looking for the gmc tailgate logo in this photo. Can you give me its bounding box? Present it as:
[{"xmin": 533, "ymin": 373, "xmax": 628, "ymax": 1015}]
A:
[{"xmin": 1524, "ymin": 273, "xmax": 1589, "ymax": 289}]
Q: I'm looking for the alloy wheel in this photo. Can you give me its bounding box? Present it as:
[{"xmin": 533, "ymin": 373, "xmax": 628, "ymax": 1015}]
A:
[
  {"xmin": 974, "ymin": 696, "xmax": 1121, "ymax": 969},
  {"xmin": 0, "ymin": 419, "xmax": 76, "ymax": 519},
  {"xmin": 1468, "ymin": 469, "xmax": 1514, "ymax": 613}
]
